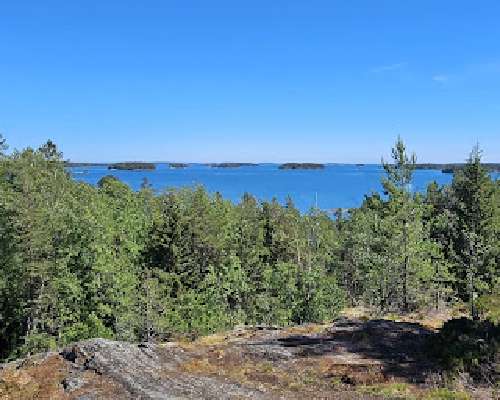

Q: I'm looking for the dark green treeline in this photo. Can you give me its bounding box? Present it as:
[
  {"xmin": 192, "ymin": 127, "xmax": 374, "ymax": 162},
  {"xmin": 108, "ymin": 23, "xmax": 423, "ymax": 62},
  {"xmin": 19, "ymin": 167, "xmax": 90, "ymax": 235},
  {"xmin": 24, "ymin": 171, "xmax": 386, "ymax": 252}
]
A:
[{"xmin": 0, "ymin": 135, "xmax": 498, "ymax": 360}]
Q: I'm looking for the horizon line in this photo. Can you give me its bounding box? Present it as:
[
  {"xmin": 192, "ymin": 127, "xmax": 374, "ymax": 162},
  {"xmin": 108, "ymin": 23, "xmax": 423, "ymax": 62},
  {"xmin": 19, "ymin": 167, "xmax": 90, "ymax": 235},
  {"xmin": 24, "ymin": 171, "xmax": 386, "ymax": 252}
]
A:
[{"xmin": 64, "ymin": 160, "xmax": 500, "ymax": 165}]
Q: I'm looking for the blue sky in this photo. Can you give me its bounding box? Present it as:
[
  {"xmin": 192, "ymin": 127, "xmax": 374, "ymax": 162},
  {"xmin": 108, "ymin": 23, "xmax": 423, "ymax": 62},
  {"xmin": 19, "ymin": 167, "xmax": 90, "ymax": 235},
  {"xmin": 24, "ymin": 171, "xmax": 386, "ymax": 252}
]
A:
[{"xmin": 1, "ymin": 1, "xmax": 499, "ymax": 163}]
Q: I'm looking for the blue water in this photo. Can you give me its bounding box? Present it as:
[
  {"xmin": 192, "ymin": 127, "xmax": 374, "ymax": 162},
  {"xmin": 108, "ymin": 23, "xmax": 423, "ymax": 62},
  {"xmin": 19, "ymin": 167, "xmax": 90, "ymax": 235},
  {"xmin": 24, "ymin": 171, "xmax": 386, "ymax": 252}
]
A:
[{"xmin": 67, "ymin": 164, "xmax": 466, "ymax": 213}]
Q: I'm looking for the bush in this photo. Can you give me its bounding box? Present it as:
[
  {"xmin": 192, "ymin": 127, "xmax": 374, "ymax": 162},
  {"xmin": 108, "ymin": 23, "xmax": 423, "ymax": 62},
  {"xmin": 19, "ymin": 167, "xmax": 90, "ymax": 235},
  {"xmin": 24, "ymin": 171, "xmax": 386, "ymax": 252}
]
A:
[
  {"xmin": 477, "ymin": 290, "xmax": 500, "ymax": 324},
  {"xmin": 19, "ymin": 333, "xmax": 57, "ymax": 356},
  {"xmin": 429, "ymin": 317, "xmax": 499, "ymax": 384}
]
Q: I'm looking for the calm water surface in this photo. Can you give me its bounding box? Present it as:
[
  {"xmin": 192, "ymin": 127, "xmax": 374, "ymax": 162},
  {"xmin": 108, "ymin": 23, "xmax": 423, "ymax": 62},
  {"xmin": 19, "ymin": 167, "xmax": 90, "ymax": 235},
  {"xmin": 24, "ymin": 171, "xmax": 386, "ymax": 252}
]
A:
[{"xmin": 67, "ymin": 164, "xmax": 470, "ymax": 213}]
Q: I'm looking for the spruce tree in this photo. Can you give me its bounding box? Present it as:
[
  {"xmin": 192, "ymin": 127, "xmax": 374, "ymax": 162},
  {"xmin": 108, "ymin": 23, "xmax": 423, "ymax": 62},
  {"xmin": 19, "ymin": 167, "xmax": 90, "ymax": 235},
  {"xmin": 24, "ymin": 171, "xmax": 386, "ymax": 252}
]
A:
[{"xmin": 448, "ymin": 145, "xmax": 497, "ymax": 318}]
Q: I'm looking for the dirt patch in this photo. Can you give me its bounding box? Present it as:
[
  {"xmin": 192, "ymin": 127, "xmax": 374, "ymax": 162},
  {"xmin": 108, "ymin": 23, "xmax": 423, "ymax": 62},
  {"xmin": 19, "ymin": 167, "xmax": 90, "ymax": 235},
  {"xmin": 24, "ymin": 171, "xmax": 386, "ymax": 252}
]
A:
[{"xmin": 0, "ymin": 354, "xmax": 68, "ymax": 400}]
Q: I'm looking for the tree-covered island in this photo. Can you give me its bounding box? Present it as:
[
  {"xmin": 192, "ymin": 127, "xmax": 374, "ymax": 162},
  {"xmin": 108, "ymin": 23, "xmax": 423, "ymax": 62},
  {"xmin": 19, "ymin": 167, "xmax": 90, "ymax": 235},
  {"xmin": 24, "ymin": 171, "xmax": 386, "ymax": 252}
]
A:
[
  {"xmin": 64, "ymin": 162, "xmax": 109, "ymax": 167},
  {"xmin": 279, "ymin": 162, "xmax": 325, "ymax": 169},
  {"xmin": 415, "ymin": 163, "xmax": 500, "ymax": 173},
  {"xmin": 206, "ymin": 162, "xmax": 259, "ymax": 168},
  {"xmin": 108, "ymin": 162, "xmax": 156, "ymax": 170}
]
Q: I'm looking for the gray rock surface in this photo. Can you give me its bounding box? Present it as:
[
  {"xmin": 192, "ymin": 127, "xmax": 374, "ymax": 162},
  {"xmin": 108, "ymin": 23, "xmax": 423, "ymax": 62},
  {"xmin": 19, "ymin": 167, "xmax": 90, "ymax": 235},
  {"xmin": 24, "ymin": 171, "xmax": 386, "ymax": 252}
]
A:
[{"xmin": 61, "ymin": 338, "xmax": 267, "ymax": 399}]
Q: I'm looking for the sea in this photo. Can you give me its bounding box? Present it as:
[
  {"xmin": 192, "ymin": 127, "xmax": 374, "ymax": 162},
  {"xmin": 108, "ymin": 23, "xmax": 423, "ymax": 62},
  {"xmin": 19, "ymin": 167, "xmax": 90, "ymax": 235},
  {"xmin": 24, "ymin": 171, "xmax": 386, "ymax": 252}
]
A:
[{"xmin": 64, "ymin": 163, "xmax": 491, "ymax": 214}]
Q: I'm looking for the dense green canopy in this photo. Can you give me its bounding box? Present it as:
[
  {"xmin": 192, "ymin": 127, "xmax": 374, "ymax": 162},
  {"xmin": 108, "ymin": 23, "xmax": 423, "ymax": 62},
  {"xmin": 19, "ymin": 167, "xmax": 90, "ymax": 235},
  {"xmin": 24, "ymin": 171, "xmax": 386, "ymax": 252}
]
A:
[{"xmin": 0, "ymin": 134, "xmax": 498, "ymax": 360}]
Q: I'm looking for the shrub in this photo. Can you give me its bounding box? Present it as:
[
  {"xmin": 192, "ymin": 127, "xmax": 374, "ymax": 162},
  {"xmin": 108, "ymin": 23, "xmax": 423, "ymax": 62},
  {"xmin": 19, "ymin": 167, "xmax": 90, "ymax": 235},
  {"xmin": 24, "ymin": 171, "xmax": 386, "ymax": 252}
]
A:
[{"xmin": 429, "ymin": 317, "xmax": 499, "ymax": 384}]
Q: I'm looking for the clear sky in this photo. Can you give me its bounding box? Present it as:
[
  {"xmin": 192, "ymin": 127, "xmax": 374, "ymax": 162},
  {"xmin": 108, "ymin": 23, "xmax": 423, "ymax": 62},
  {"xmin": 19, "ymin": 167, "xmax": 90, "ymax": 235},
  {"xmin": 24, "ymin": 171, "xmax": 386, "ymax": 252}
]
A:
[{"xmin": 1, "ymin": 1, "xmax": 499, "ymax": 163}]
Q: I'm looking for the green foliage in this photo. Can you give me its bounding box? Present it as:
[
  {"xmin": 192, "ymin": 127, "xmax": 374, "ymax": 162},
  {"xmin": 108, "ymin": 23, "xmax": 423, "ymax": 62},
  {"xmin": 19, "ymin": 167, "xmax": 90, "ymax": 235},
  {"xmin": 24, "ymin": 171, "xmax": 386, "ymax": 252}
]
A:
[
  {"xmin": 381, "ymin": 135, "xmax": 416, "ymax": 194},
  {"xmin": 258, "ymin": 262, "xmax": 300, "ymax": 325},
  {"xmin": 429, "ymin": 317, "xmax": 499, "ymax": 384},
  {"xmin": 359, "ymin": 382, "xmax": 413, "ymax": 399},
  {"xmin": 19, "ymin": 332, "xmax": 57, "ymax": 356},
  {"xmin": 0, "ymin": 136, "xmax": 349, "ymax": 360},
  {"xmin": 336, "ymin": 138, "xmax": 498, "ymax": 317},
  {"xmin": 0, "ymin": 134, "xmax": 498, "ymax": 365},
  {"xmin": 59, "ymin": 314, "xmax": 114, "ymax": 345},
  {"xmin": 0, "ymin": 133, "xmax": 7, "ymax": 155},
  {"xmin": 339, "ymin": 138, "xmax": 454, "ymax": 312},
  {"xmin": 445, "ymin": 146, "xmax": 498, "ymax": 316},
  {"xmin": 477, "ymin": 290, "xmax": 500, "ymax": 323}
]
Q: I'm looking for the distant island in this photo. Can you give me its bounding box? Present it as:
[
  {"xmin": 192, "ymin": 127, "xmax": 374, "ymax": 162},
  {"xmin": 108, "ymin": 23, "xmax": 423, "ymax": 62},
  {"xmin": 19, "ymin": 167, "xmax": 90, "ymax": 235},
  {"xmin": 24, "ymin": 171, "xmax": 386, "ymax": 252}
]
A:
[
  {"xmin": 64, "ymin": 162, "xmax": 108, "ymax": 167},
  {"xmin": 64, "ymin": 161, "xmax": 500, "ymax": 173},
  {"xmin": 206, "ymin": 163, "xmax": 259, "ymax": 168},
  {"xmin": 108, "ymin": 162, "xmax": 156, "ymax": 170},
  {"xmin": 279, "ymin": 163, "xmax": 325, "ymax": 170},
  {"xmin": 415, "ymin": 163, "xmax": 500, "ymax": 173}
]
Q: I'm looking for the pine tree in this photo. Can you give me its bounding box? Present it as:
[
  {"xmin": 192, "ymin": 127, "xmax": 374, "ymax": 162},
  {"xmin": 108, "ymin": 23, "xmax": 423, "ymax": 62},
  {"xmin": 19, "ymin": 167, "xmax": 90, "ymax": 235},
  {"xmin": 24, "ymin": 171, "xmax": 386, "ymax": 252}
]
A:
[{"xmin": 382, "ymin": 136, "xmax": 417, "ymax": 311}]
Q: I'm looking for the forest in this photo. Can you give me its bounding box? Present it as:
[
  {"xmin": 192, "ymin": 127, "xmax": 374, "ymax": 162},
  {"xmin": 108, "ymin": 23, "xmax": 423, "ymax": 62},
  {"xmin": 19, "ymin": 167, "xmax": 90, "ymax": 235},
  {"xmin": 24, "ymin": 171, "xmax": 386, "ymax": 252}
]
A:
[
  {"xmin": 206, "ymin": 163, "xmax": 259, "ymax": 168},
  {"xmin": 279, "ymin": 162, "xmax": 326, "ymax": 169},
  {"xmin": 414, "ymin": 163, "xmax": 500, "ymax": 173},
  {"xmin": 108, "ymin": 162, "xmax": 156, "ymax": 170},
  {"xmin": 0, "ymin": 134, "xmax": 498, "ymax": 364}
]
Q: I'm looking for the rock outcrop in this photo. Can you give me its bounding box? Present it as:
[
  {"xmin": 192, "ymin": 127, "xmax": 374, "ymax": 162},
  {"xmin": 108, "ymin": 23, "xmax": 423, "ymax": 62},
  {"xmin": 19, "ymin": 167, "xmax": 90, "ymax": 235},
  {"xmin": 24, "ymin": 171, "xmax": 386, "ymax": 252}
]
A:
[
  {"xmin": 59, "ymin": 339, "xmax": 267, "ymax": 399},
  {"xmin": 1, "ymin": 318, "xmax": 481, "ymax": 399}
]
